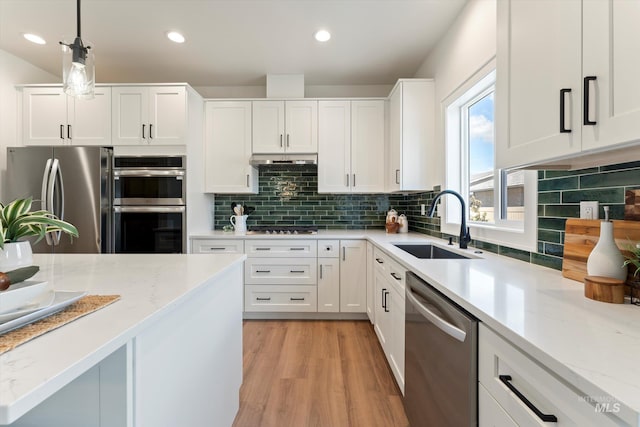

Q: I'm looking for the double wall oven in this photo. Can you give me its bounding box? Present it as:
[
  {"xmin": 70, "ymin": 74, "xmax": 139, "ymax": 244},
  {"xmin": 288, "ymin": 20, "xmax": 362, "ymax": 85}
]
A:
[{"xmin": 113, "ymin": 156, "xmax": 186, "ymax": 253}]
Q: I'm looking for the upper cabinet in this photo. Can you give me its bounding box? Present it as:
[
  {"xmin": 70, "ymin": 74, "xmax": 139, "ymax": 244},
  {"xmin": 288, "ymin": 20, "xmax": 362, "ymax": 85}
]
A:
[
  {"xmin": 111, "ymin": 86, "xmax": 186, "ymax": 145},
  {"xmin": 252, "ymin": 100, "xmax": 317, "ymax": 153},
  {"xmin": 497, "ymin": 0, "xmax": 640, "ymax": 169},
  {"xmin": 22, "ymin": 86, "xmax": 111, "ymax": 146},
  {"xmin": 387, "ymin": 80, "xmax": 434, "ymax": 192},
  {"xmin": 318, "ymin": 100, "xmax": 385, "ymax": 193},
  {"xmin": 204, "ymin": 101, "xmax": 258, "ymax": 194}
]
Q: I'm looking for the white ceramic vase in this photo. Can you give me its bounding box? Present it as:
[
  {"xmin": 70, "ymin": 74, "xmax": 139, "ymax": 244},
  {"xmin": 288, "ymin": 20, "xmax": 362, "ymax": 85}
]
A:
[
  {"xmin": 0, "ymin": 241, "xmax": 34, "ymax": 271},
  {"xmin": 586, "ymin": 221, "xmax": 627, "ymax": 281}
]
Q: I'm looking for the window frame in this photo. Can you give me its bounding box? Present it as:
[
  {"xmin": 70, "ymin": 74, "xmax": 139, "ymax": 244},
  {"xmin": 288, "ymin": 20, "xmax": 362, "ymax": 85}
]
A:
[{"xmin": 442, "ymin": 58, "xmax": 537, "ymax": 252}]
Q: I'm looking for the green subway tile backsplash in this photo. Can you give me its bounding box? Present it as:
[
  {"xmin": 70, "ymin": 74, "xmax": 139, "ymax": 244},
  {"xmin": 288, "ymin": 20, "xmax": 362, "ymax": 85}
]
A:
[{"xmin": 211, "ymin": 161, "xmax": 640, "ymax": 273}]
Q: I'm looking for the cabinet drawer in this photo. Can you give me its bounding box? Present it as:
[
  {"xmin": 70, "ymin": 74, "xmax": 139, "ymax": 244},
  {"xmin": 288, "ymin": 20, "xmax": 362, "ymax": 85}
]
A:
[
  {"xmin": 373, "ymin": 247, "xmax": 388, "ymax": 274},
  {"xmin": 245, "ymin": 258, "xmax": 317, "ymax": 285},
  {"xmin": 479, "ymin": 325, "xmax": 627, "ymax": 427},
  {"xmin": 386, "ymin": 257, "xmax": 406, "ymax": 296},
  {"xmin": 317, "ymin": 240, "xmax": 339, "ymax": 258},
  {"xmin": 244, "ymin": 285, "xmax": 317, "ymax": 312},
  {"xmin": 191, "ymin": 239, "xmax": 244, "ymax": 254},
  {"xmin": 245, "ymin": 239, "xmax": 317, "ymax": 257}
]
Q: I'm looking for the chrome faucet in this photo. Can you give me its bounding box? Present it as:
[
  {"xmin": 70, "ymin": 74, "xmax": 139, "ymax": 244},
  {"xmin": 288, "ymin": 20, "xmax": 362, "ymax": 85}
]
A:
[{"xmin": 427, "ymin": 190, "xmax": 471, "ymax": 249}]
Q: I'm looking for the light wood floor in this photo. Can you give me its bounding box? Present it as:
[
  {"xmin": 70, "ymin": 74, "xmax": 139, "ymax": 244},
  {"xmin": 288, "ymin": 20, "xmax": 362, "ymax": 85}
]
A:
[{"xmin": 232, "ymin": 320, "xmax": 410, "ymax": 427}]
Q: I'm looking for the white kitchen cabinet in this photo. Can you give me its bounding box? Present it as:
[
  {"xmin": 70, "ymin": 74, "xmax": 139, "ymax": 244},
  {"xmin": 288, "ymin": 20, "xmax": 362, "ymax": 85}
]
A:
[
  {"xmin": 374, "ymin": 267, "xmax": 391, "ymax": 351},
  {"xmin": 478, "ymin": 384, "xmax": 518, "ymax": 427},
  {"xmin": 387, "ymin": 79, "xmax": 434, "ymax": 192},
  {"xmin": 496, "ymin": 0, "xmax": 640, "ymax": 169},
  {"xmin": 204, "ymin": 101, "xmax": 258, "ymax": 193},
  {"xmin": 366, "ymin": 241, "xmax": 375, "ymax": 324},
  {"xmin": 111, "ymin": 86, "xmax": 186, "ymax": 145},
  {"xmin": 317, "ymin": 258, "xmax": 340, "ymax": 313},
  {"xmin": 190, "ymin": 238, "xmax": 244, "ymax": 254},
  {"xmin": 252, "ymin": 100, "xmax": 317, "ymax": 153},
  {"xmin": 479, "ymin": 324, "xmax": 625, "ymax": 427},
  {"xmin": 22, "ymin": 86, "xmax": 111, "ymax": 146},
  {"xmin": 318, "ymin": 100, "xmax": 385, "ymax": 194},
  {"xmin": 339, "ymin": 240, "xmax": 367, "ymax": 313}
]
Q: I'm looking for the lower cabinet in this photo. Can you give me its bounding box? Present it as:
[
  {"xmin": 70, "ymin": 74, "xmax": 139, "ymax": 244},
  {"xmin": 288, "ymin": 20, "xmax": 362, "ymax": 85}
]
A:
[
  {"xmin": 244, "ymin": 285, "xmax": 317, "ymax": 312},
  {"xmin": 479, "ymin": 324, "xmax": 627, "ymax": 427},
  {"xmin": 318, "ymin": 257, "xmax": 340, "ymax": 313},
  {"xmin": 190, "ymin": 238, "xmax": 244, "ymax": 254},
  {"xmin": 366, "ymin": 242, "xmax": 375, "ymax": 324},
  {"xmin": 339, "ymin": 240, "xmax": 367, "ymax": 313}
]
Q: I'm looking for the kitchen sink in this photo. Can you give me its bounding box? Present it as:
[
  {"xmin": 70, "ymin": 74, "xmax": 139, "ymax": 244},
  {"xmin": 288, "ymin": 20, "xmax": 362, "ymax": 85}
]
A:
[{"xmin": 393, "ymin": 244, "xmax": 472, "ymax": 259}]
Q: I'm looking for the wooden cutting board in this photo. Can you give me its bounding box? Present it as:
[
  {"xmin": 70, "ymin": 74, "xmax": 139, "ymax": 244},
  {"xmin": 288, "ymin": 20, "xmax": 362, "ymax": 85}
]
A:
[{"xmin": 562, "ymin": 219, "xmax": 640, "ymax": 284}]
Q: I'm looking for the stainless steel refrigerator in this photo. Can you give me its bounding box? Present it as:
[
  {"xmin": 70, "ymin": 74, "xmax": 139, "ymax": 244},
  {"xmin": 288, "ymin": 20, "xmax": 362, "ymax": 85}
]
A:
[{"xmin": 6, "ymin": 146, "xmax": 113, "ymax": 253}]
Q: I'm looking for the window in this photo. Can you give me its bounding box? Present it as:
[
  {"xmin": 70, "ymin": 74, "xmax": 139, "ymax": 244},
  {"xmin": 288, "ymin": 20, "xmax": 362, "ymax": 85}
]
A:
[{"xmin": 443, "ymin": 61, "xmax": 537, "ymax": 251}]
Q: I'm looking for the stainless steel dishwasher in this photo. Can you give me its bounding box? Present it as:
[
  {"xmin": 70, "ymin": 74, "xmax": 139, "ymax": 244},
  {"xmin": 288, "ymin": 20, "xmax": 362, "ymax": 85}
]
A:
[{"xmin": 404, "ymin": 271, "xmax": 478, "ymax": 426}]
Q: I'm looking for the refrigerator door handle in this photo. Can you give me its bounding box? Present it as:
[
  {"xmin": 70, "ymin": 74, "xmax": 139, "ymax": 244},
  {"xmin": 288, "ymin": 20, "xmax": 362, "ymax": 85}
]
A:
[
  {"xmin": 47, "ymin": 159, "xmax": 65, "ymax": 245},
  {"xmin": 41, "ymin": 159, "xmax": 54, "ymax": 246}
]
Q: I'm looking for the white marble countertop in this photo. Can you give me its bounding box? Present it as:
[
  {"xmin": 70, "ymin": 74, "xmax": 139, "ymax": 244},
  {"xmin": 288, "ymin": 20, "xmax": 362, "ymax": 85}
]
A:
[
  {"xmin": 192, "ymin": 229, "xmax": 640, "ymax": 424},
  {"xmin": 0, "ymin": 253, "xmax": 245, "ymax": 424}
]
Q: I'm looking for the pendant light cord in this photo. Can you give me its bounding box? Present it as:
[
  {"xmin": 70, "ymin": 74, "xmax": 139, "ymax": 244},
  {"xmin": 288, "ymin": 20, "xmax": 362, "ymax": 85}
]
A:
[{"xmin": 76, "ymin": 0, "xmax": 81, "ymax": 38}]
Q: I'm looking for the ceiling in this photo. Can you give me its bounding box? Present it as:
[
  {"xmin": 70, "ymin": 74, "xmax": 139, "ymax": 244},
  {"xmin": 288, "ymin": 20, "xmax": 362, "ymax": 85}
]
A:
[{"xmin": 0, "ymin": 0, "xmax": 467, "ymax": 87}]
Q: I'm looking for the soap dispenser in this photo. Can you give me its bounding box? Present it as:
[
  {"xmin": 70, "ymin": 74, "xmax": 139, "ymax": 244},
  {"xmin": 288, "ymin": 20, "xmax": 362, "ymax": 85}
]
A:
[{"xmin": 586, "ymin": 206, "xmax": 627, "ymax": 281}]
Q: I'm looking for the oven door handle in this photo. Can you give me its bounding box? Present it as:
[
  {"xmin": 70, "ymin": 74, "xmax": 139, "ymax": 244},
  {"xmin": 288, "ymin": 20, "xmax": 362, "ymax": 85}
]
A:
[
  {"xmin": 113, "ymin": 206, "xmax": 185, "ymax": 213},
  {"xmin": 113, "ymin": 169, "xmax": 185, "ymax": 177},
  {"xmin": 406, "ymin": 287, "xmax": 466, "ymax": 342}
]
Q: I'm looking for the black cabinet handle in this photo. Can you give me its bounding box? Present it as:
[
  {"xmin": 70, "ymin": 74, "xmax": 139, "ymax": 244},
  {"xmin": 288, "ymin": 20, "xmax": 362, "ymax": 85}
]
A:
[
  {"xmin": 149, "ymin": 123, "xmax": 153, "ymax": 139},
  {"xmin": 208, "ymin": 247, "xmax": 225, "ymax": 251},
  {"xmin": 290, "ymin": 270, "xmax": 305, "ymax": 273},
  {"xmin": 67, "ymin": 124, "xmax": 72, "ymax": 139},
  {"xmin": 256, "ymin": 247, "xmax": 271, "ymax": 251},
  {"xmin": 375, "ymin": 258, "xmax": 384, "ymax": 264},
  {"xmin": 290, "ymin": 297, "xmax": 305, "ymax": 301},
  {"xmin": 142, "ymin": 124, "xmax": 146, "ymax": 139},
  {"xmin": 583, "ymin": 76, "xmax": 597, "ymax": 126},
  {"xmin": 499, "ymin": 375, "xmax": 558, "ymax": 423},
  {"xmin": 390, "ymin": 272, "xmax": 402, "ymax": 281},
  {"xmin": 383, "ymin": 291, "xmax": 390, "ymax": 312},
  {"xmin": 381, "ymin": 288, "xmax": 387, "ymax": 309},
  {"xmin": 559, "ymin": 88, "xmax": 571, "ymax": 133},
  {"xmin": 256, "ymin": 270, "xmax": 271, "ymax": 273},
  {"xmin": 60, "ymin": 124, "xmax": 64, "ymax": 139},
  {"xmin": 256, "ymin": 297, "xmax": 271, "ymax": 301},
  {"xmin": 290, "ymin": 247, "xmax": 305, "ymax": 251}
]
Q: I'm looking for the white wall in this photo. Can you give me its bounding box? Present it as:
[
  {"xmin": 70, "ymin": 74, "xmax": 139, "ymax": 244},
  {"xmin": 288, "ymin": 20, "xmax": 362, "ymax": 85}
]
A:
[
  {"xmin": 413, "ymin": 0, "xmax": 496, "ymax": 186},
  {"xmin": 0, "ymin": 48, "xmax": 58, "ymax": 201}
]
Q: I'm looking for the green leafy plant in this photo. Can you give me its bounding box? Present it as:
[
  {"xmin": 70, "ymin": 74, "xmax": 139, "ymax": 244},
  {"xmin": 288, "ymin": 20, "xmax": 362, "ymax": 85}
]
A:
[
  {"xmin": 0, "ymin": 197, "xmax": 79, "ymax": 250},
  {"xmin": 623, "ymin": 242, "xmax": 640, "ymax": 278}
]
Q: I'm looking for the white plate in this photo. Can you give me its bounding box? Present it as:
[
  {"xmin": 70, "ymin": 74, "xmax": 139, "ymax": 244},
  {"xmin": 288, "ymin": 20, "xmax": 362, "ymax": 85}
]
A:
[
  {"xmin": 0, "ymin": 280, "xmax": 51, "ymax": 316},
  {"xmin": 0, "ymin": 291, "xmax": 87, "ymax": 335},
  {"xmin": 0, "ymin": 290, "xmax": 55, "ymax": 323}
]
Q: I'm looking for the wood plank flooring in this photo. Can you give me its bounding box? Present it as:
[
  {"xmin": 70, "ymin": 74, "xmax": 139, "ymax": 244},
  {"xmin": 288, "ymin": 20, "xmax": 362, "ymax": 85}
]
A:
[{"xmin": 232, "ymin": 320, "xmax": 409, "ymax": 427}]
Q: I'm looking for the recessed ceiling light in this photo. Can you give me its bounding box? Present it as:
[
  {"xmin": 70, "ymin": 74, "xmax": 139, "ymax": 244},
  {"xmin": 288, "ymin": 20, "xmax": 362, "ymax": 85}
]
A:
[
  {"xmin": 23, "ymin": 33, "xmax": 46, "ymax": 45},
  {"xmin": 314, "ymin": 30, "xmax": 331, "ymax": 42},
  {"xmin": 167, "ymin": 31, "xmax": 185, "ymax": 43}
]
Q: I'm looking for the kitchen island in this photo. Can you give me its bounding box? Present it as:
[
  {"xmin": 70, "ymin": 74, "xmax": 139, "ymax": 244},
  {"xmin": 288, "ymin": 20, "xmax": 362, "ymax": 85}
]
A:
[{"xmin": 0, "ymin": 253, "xmax": 245, "ymax": 427}]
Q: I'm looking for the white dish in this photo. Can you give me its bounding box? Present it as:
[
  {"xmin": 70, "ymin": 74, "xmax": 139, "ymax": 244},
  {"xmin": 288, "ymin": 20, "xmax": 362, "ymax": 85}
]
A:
[
  {"xmin": 0, "ymin": 280, "xmax": 51, "ymax": 317},
  {"xmin": 0, "ymin": 290, "xmax": 55, "ymax": 323},
  {"xmin": 0, "ymin": 291, "xmax": 87, "ymax": 335}
]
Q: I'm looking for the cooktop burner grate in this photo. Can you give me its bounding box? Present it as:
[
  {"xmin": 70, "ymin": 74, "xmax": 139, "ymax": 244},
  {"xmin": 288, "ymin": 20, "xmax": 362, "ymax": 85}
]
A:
[{"xmin": 246, "ymin": 225, "xmax": 318, "ymax": 235}]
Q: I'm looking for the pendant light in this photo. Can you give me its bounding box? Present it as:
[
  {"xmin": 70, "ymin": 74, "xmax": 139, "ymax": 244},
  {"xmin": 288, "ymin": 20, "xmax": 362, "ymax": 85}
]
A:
[{"xmin": 59, "ymin": 0, "xmax": 94, "ymax": 99}]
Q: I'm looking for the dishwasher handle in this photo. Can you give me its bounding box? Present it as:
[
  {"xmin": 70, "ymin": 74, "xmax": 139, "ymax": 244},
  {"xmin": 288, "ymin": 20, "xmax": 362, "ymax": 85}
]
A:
[{"xmin": 406, "ymin": 287, "xmax": 467, "ymax": 342}]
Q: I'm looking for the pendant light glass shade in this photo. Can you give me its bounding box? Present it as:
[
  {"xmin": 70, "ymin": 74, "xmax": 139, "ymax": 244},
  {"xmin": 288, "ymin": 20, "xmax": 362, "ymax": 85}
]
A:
[{"xmin": 61, "ymin": 37, "xmax": 94, "ymax": 99}]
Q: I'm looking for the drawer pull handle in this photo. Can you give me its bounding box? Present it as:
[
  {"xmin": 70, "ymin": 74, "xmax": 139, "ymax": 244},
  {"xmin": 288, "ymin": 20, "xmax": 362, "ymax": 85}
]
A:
[
  {"xmin": 209, "ymin": 247, "xmax": 225, "ymax": 250},
  {"xmin": 499, "ymin": 375, "xmax": 558, "ymax": 423},
  {"xmin": 256, "ymin": 297, "xmax": 271, "ymax": 301},
  {"xmin": 390, "ymin": 272, "xmax": 402, "ymax": 281},
  {"xmin": 290, "ymin": 270, "xmax": 305, "ymax": 273},
  {"xmin": 289, "ymin": 247, "xmax": 305, "ymax": 251},
  {"xmin": 256, "ymin": 270, "xmax": 271, "ymax": 273},
  {"xmin": 290, "ymin": 297, "xmax": 305, "ymax": 301},
  {"xmin": 383, "ymin": 290, "xmax": 389, "ymax": 312},
  {"xmin": 375, "ymin": 258, "xmax": 384, "ymax": 264},
  {"xmin": 256, "ymin": 247, "xmax": 271, "ymax": 251}
]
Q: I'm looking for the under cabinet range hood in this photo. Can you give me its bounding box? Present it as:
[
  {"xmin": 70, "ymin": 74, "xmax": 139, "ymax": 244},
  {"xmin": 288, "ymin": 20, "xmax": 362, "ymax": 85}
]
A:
[{"xmin": 249, "ymin": 153, "xmax": 317, "ymax": 166}]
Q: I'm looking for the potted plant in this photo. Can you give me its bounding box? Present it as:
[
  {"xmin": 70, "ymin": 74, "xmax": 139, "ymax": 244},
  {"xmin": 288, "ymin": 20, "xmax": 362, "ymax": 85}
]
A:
[{"xmin": 0, "ymin": 197, "xmax": 78, "ymax": 270}]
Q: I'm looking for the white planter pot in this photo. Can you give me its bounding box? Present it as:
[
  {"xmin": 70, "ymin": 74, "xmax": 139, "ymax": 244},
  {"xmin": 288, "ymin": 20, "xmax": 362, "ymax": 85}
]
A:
[{"xmin": 0, "ymin": 241, "xmax": 34, "ymax": 271}]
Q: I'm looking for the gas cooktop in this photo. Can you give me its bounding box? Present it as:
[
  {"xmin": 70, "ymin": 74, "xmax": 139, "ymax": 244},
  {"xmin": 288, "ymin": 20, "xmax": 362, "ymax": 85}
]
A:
[{"xmin": 246, "ymin": 225, "xmax": 318, "ymax": 235}]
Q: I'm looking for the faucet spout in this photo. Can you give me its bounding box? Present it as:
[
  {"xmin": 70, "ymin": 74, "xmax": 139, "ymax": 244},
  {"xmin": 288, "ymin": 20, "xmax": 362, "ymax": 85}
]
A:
[{"xmin": 427, "ymin": 190, "xmax": 471, "ymax": 249}]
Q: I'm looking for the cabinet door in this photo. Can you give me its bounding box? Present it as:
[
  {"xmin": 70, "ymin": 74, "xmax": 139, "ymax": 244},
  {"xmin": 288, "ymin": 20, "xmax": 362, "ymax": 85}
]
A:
[
  {"xmin": 387, "ymin": 86, "xmax": 401, "ymax": 191},
  {"xmin": 366, "ymin": 242, "xmax": 375, "ymax": 324},
  {"xmin": 148, "ymin": 86, "xmax": 186, "ymax": 145},
  {"xmin": 389, "ymin": 286, "xmax": 405, "ymax": 393},
  {"xmin": 582, "ymin": 1, "xmax": 640, "ymax": 152},
  {"xmin": 374, "ymin": 269, "xmax": 391, "ymax": 351},
  {"xmin": 252, "ymin": 100, "xmax": 285, "ymax": 153},
  {"xmin": 112, "ymin": 86, "xmax": 147, "ymax": 145},
  {"xmin": 318, "ymin": 100, "xmax": 351, "ymax": 193},
  {"xmin": 351, "ymin": 100, "xmax": 385, "ymax": 193},
  {"xmin": 69, "ymin": 87, "xmax": 111, "ymax": 145},
  {"xmin": 339, "ymin": 240, "xmax": 366, "ymax": 313},
  {"xmin": 496, "ymin": 0, "xmax": 582, "ymax": 169},
  {"xmin": 22, "ymin": 87, "xmax": 68, "ymax": 146},
  {"xmin": 478, "ymin": 384, "xmax": 518, "ymax": 427},
  {"xmin": 285, "ymin": 100, "xmax": 318, "ymax": 153},
  {"xmin": 318, "ymin": 258, "xmax": 340, "ymax": 313},
  {"xmin": 204, "ymin": 101, "xmax": 257, "ymax": 193}
]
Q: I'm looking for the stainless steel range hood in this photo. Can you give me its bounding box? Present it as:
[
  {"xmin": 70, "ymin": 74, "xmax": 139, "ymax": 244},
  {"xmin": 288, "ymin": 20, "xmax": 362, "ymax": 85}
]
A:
[{"xmin": 249, "ymin": 153, "xmax": 317, "ymax": 166}]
